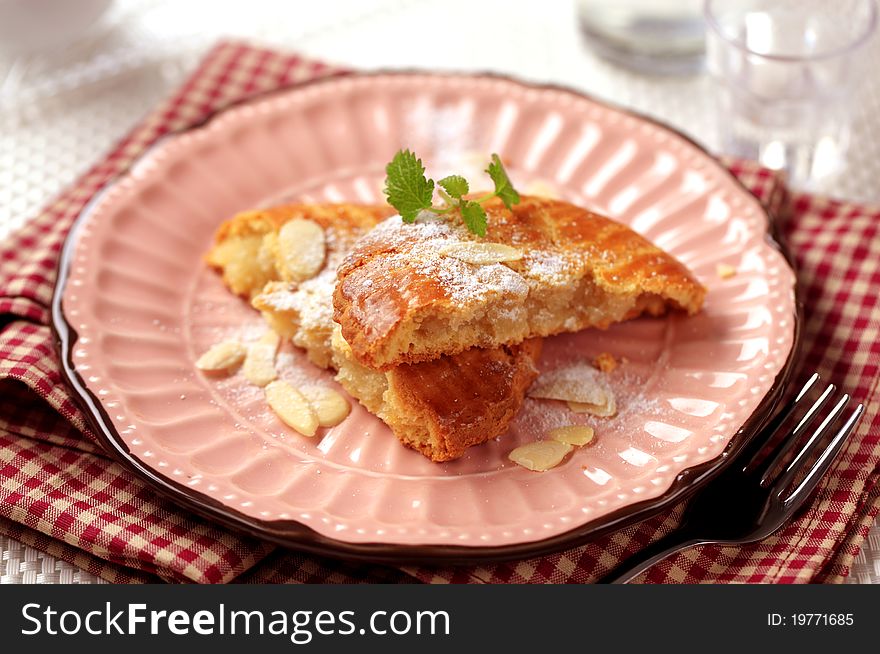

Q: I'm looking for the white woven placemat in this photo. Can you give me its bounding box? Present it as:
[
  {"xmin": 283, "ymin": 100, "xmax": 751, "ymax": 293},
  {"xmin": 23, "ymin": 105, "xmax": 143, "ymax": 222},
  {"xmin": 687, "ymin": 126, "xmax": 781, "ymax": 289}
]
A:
[
  {"xmin": 1, "ymin": 0, "xmax": 877, "ymax": 583},
  {"xmin": 0, "ymin": 533, "xmax": 106, "ymax": 584}
]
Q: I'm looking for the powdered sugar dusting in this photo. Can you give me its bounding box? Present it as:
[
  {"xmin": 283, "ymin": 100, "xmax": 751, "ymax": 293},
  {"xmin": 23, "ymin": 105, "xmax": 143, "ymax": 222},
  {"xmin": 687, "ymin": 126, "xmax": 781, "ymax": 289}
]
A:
[
  {"xmin": 524, "ymin": 250, "xmax": 574, "ymax": 285},
  {"xmin": 254, "ymin": 222, "xmax": 364, "ymax": 363},
  {"xmin": 259, "ymin": 269, "xmax": 336, "ymax": 337},
  {"xmin": 509, "ymin": 366, "xmax": 664, "ymax": 445},
  {"xmin": 528, "ymin": 362, "xmax": 612, "ymax": 405},
  {"xmin": 343, "ymin": 214, "xmax": 581, "ymax": 316},
  {"xmin": 188, "ymin": 310, "xmax": 270, "ymax": 352}
]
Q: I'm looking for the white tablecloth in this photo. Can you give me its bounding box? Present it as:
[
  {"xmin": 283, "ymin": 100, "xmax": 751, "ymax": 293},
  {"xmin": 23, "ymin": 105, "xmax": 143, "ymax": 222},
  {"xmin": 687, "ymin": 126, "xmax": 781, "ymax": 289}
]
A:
[{"xmin": 1, "ymin": 0, "xmax": 878, "ymax": 584}]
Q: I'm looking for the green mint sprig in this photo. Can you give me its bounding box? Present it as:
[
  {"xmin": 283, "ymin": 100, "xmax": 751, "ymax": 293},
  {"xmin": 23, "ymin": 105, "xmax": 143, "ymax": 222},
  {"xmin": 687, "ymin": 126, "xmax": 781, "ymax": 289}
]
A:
[{"xmin": 383, "ymin": 150, "xmax": 520, "ymax": 237}]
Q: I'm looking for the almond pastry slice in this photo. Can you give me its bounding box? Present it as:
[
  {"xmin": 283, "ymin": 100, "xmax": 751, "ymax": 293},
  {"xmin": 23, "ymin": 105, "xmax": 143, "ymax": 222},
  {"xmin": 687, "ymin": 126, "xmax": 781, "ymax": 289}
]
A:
[
  {"xmin": 205, "ymin": 203, "xmax": 393, "ymax": 299},
  {"xmin": 206, "ymin": 203, "xmax": 542, "ymax": 461},
  {"xmin": 334, "ymin": 195, "xmax": 706, "ymax": 370}
]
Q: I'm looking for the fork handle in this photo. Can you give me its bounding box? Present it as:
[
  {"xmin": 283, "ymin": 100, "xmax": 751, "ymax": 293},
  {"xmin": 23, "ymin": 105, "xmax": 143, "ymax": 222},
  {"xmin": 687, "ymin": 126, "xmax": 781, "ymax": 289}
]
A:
[{"xmin": 595, "ymin": 531, "xmax": 704, "ymax": 584}]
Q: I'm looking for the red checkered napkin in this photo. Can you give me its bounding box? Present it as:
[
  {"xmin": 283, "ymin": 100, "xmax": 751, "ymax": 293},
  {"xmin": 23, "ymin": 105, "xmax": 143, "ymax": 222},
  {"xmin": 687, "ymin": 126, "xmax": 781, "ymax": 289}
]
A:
[{"xmin": 1, "ymin": 43, "xmax": 878, "ymax": 584}]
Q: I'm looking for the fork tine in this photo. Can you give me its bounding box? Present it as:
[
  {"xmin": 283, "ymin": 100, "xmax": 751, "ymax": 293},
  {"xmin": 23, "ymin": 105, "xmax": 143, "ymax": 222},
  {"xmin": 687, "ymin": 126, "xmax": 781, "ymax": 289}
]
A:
[
  {"xmin": 771, "ymin": 394, "xmax": 850, "ymax": 495},
  {"xmin": 791, "ymin": 372, "xmax": 821, "ymax": 403},
  {"xmin": 795, "ymin": 372, "xmax": 821, "ymax": 401},
  {"xmin": 743, "ymin": 373, "xmax": 820, "ymax": 471},
  {"xmin": 758, "ymin": 382, "xmax": 836, "ymax": 486},
  {"xmin": 783, "ymin": 403, "xmax": 863, "ymax": 511}
]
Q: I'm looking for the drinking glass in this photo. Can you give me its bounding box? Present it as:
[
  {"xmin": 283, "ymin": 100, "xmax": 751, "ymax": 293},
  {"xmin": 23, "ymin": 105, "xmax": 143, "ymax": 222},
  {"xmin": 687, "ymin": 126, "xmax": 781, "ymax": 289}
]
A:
[
  {"xmin": 577, "ymin": 0, "xmax": 706, "ymax": 75},
  {"xmin": 705, "ymin": 0, "xmax": 877, "ymax": 189}
]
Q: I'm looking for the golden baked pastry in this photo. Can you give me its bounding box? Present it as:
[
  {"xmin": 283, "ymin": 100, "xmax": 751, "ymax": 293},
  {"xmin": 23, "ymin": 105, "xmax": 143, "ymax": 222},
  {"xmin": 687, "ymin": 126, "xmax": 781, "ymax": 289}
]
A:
[
  {"xmin": 332, "ymin": 327, "xmax": 541, "ymax": 461},
  {"xmin": 334, "ymin": 195, "xmax": 707, "ymax": 370},
  {"xmin": 206, "ymin": 202, "xmax": 541, "ymax": 462},
  {"xmin": 206, "ymin": 203, "xmax": 392, "ymax": 368},
  {"xmin": 205, "ymin": 203, "xmax": 392, "ymax": 300}
]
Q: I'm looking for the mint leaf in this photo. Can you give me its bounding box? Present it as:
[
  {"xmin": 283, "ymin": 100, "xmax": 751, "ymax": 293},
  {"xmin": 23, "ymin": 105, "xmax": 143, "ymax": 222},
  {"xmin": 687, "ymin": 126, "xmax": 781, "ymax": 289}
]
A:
[
  {"xmin": 460, "ymin": 200, "xmax": 487, "ymax": 237},
  {"xmin": 438, "ymin": 175, "xmax": 469, "ymax": 199},
  {"xmin": 382, "ymin": 150, "xmax": 522, "ymax": 236},
  {"xmin": 384, "ymin": 149, "xmax": 435, "ymax": 223},
  {"xmin": 486, "ymin": 153, "xmax": 520, "ymax": 210}
]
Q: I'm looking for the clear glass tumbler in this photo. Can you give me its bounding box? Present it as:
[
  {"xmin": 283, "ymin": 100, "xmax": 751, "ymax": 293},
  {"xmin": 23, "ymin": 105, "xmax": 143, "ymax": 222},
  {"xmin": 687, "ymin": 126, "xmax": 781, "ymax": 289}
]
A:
[
  {"xmin": 578, "ymin": 0, "xmax": 706, "ymax": 75},
  {"xmin": 705, "ymin": 0, "xmax": 877, "ymax": 189}
]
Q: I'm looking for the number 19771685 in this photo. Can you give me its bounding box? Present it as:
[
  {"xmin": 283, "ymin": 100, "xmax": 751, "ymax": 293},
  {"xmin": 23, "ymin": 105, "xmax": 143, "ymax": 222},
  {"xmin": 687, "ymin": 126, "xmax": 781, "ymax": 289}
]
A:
[{"xmin": 768, "ymin": 613, "xmax": 854, "ymax": 627}]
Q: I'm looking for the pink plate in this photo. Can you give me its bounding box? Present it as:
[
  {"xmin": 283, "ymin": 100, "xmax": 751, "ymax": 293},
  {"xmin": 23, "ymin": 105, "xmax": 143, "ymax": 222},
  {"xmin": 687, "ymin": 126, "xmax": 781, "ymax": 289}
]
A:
[{"xmin": 54, "ymin": 72, "xmax": 798, "ymax": 561}]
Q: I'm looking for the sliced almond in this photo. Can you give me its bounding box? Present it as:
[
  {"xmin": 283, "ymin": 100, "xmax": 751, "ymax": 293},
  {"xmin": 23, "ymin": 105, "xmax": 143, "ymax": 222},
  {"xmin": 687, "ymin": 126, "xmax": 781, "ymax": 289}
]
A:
[
  {"xmin": 300, "ymin": 385, "xmax": 351, "ymax": 427},
  {"xmin": 549, "ymin": 425, "xmax": 595, "ymax": 447},
  {"xmin": 277, "ymin": 218, "xmax": 326, "ymax": 282},
  {"xmin": 195, "ymin": 341, "xmax": 246, "ymax": 373},
  {"xmin": 243, "ymin": 331, "xmax": 279, "ymax": 387},
  {"xmin": 439, "ymin": 241, "xmax": 523, "ymax": 265},
  {"xmin": 567, "ymin": 395, "xmax": 617, "ymax": 418},
  {"xmin": 529, "ymin": 364, "xmax": 613, "ymax": 407},
  {"xmin": 509, "ymin": 441, "xmax": 573, "ymax": 472},
  {"xmin": 716, "ymin": 263, "xmax": 737, "ymax": 279},
  {"xmin": 265, "ymin": 381, "xmax": 318, "ymax": 436}
]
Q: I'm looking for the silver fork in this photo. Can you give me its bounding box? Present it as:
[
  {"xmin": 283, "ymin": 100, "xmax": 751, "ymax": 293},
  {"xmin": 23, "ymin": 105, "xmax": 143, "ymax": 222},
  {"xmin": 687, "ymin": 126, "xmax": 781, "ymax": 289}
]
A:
[{"xmin": 597, "ymin": 373, "xmax": 864, "ymax": 583}]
